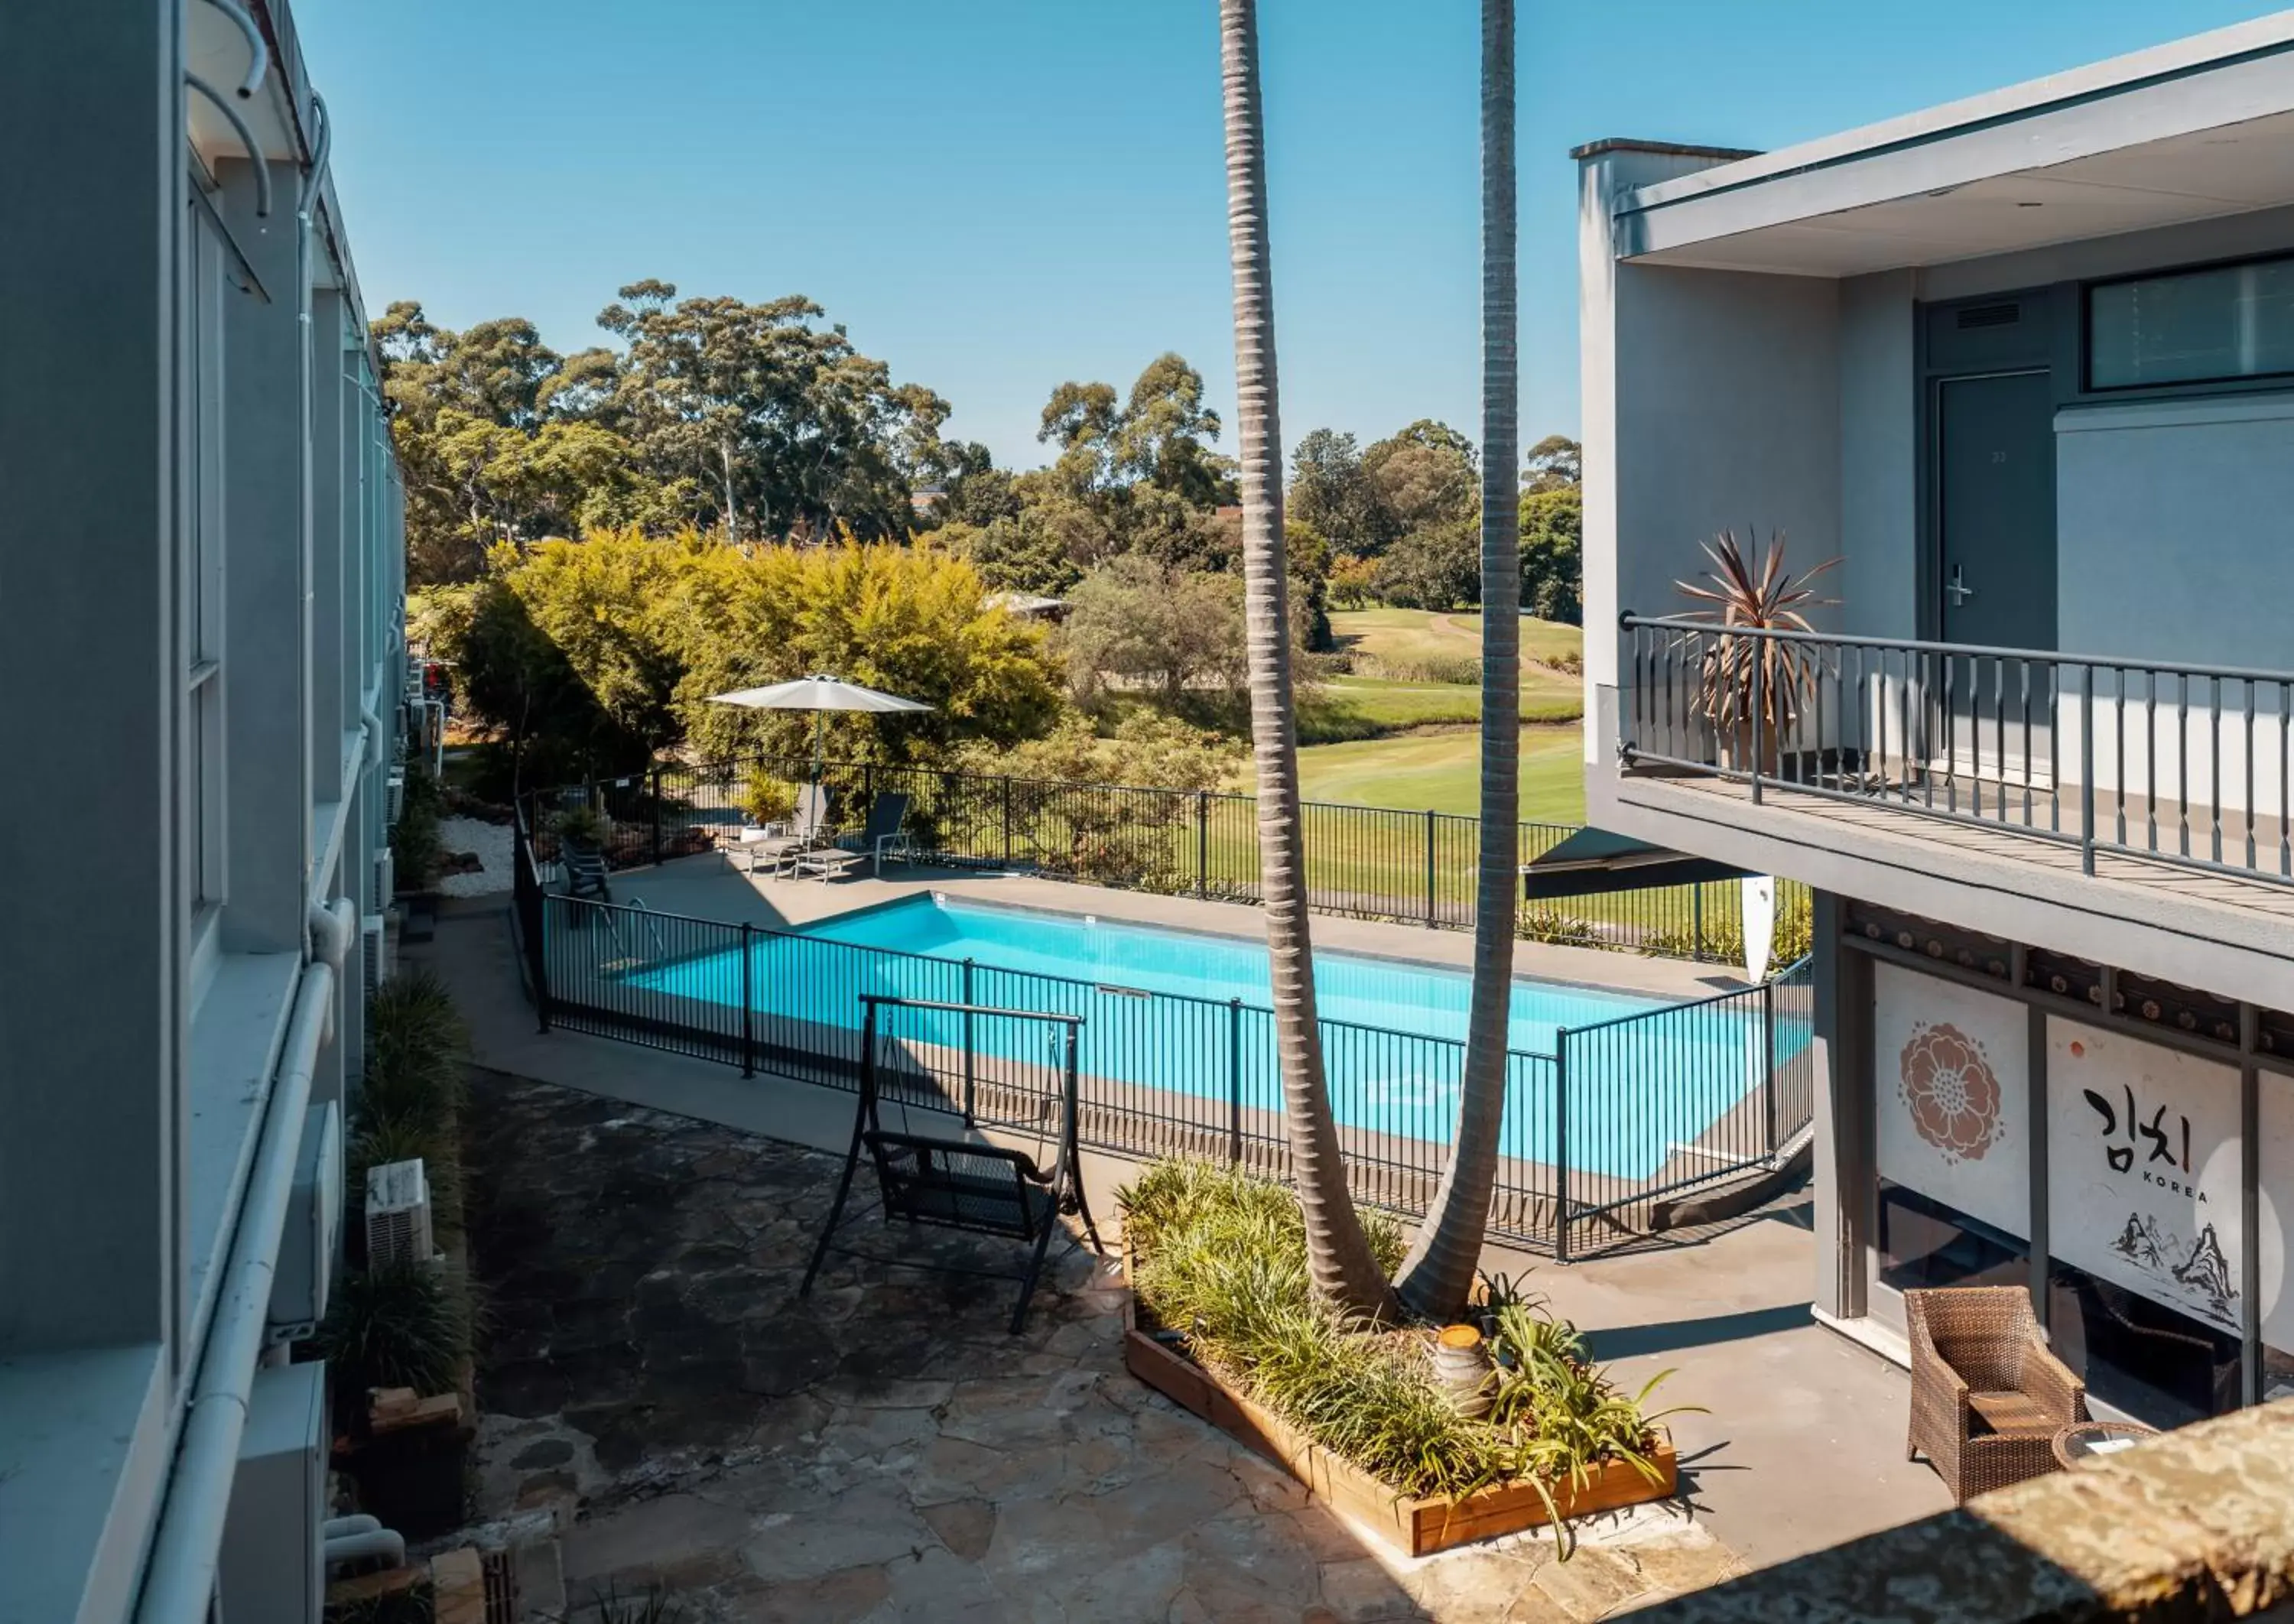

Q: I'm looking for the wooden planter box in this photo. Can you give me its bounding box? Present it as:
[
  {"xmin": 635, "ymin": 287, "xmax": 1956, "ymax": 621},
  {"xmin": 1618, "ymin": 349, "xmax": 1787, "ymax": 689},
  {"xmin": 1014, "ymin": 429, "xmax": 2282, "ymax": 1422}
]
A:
[{"xmin": 1120, "ymin": 1257, "xmax": 1676, "ymax": 1557}]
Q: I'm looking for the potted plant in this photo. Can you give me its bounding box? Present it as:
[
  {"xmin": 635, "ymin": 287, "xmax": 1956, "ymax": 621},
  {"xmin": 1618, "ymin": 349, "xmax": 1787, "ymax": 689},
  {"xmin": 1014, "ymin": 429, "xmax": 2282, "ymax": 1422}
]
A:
[
  {"xmin": 742, "ymin": 778, "xmax": 799, "ymax": 832},
  {"xmin": 1672, "ymin": 531, "xmax": 1838, "ymax": 776},
  {"xmin": 551, "ymin": 803, "xmax": 608, "ymax": 854}
]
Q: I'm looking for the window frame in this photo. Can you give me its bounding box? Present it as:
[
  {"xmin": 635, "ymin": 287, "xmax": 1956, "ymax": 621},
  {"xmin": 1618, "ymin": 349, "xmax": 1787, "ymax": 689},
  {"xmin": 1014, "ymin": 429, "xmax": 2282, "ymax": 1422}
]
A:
[
  {"xmin": 2082, "ymin": 248, "xmax": 2294, "ymax": 395},
  {"xmin": 184, "ymin": 196, "xmax": 229, "ymax": 918}
]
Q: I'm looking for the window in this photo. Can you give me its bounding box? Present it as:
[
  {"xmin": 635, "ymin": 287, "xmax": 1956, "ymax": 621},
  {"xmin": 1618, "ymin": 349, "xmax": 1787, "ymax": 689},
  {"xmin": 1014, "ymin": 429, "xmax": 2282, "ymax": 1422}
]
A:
[
  {"xmin": 1877, "ymin": 1179, "xmax": 2029, "ymax": 1295},
  {"xmin": 185, "ymin": 209, "xmax": 227, "ymax": 912},
  {"xmin": 2046, "ymin": 1260, "xmax": 2241, "ymax": 1429},
  {"xmin": 2088, "ymin": 255, "xmax": 2294, "ymax": 389}
]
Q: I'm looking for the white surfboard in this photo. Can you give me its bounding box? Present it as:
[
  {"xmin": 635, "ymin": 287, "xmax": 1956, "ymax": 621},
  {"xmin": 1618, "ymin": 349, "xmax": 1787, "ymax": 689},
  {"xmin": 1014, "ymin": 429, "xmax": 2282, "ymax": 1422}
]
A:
[{"xmin": 1741, "ymin": 875, "xmax": 1777, "ymax": 984}]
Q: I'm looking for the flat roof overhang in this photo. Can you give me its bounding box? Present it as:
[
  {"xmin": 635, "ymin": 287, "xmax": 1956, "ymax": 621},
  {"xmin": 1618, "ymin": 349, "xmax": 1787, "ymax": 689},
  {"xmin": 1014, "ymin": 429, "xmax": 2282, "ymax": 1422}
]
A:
[
  {"xmin": 1522, "ymin": 827, "xmax": 1750, "ymax": 902},
  {"xmin": 1610, "ymin": 15, "xmax": 2294, "ymax": 277}
]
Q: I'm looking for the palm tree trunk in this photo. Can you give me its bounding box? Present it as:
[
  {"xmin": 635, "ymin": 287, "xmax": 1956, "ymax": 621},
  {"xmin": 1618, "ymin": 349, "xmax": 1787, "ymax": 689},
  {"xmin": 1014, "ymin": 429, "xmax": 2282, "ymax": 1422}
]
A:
[
  {"xmin": 1218, "ymin": 0, "xmax": 1394, "ymax": 1317},
  {"xmin": 1397, "ymin": 0, "xmax": 1519, "ymax": 1320}
]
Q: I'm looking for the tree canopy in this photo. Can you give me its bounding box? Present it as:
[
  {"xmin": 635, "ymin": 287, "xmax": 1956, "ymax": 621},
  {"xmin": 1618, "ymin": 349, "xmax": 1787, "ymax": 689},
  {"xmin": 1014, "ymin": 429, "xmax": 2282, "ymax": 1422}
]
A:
[
  {"xmin": 380, "ymin": 286, "xmax": 951, "ymax": 584},
  {"xmin": 419, "ymin": 528, "xmax": 1059, "ymax": 785},
  {"xmin": 926, "ymin": 353, "xmax": 1238, "ymax": 595}
]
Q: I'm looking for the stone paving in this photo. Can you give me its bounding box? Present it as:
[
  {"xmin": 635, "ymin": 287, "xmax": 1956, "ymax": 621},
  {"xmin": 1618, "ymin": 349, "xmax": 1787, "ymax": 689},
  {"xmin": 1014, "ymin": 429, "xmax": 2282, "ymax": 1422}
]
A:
[{"xmin": 463, "ymin": 1070, "xmax": 1744, "ymax": 1622}]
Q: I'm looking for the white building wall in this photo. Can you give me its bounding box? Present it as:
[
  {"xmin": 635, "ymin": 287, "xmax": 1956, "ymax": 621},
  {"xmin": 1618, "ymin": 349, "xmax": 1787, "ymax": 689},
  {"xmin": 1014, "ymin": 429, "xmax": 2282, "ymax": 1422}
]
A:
[
  {"xmin": 1837, "ymin": 271, "xmax": 1919, "ymax": 643},
  {"xmin": 0, "ymin": 5, "xmax": 404, "ymax": 1617}
]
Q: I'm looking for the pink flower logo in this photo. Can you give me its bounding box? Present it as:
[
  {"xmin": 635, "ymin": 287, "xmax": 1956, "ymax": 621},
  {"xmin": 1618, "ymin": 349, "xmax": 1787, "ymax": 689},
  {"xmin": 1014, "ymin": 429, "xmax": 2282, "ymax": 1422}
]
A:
[{"xmin": 1899, "ymin": 1022, "xmax": 2003, "ymax": 1164}]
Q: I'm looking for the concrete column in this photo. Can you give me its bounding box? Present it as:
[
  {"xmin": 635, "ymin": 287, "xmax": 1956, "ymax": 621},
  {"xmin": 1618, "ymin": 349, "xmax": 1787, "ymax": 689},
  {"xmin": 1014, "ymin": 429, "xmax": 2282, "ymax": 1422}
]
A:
[
  {"xmin": 0, "ymin": 0, "xmax": 183, "ymax": 1354},
  {"xmin": 310, "ymin": 291, "xmax": 346, "ymax": 783},
  {"xmin": 1811, "ymin": 890, "xmax": 1872, "ymax": 1320},
  {"xmin": 219, "ymin": 159, "xmax": 310, "ymax": 956},
  {"xmin": 1838, "ymin": 271, "xmax": 1922, "ymax": 641}
]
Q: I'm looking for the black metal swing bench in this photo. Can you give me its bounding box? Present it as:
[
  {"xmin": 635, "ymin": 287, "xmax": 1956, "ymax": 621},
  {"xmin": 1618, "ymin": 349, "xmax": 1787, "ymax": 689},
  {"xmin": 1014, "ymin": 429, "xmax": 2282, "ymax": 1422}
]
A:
[{"xmin": 798, "ymin": 994, "xmax": 1103, "ymax": 1333}]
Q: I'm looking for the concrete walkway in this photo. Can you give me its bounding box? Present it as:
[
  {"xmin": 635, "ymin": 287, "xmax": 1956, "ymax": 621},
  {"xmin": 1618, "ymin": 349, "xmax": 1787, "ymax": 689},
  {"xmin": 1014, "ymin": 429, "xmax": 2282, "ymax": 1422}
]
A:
[{"xmin": 417, "ymin": 877, "xmax": 1950, "ymax": 1602}]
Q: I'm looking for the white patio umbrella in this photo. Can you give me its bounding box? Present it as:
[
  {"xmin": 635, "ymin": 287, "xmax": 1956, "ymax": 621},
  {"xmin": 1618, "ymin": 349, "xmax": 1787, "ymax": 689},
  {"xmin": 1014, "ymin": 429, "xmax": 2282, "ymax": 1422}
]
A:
[{"xmin": 706, "ymin": 674, "xmax": 933, "ymax": 784}]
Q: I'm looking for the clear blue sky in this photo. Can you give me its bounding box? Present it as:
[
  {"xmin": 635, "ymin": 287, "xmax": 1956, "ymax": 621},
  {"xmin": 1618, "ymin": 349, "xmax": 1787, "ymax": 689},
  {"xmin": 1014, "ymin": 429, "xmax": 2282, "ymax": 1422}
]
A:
[{"xmin": 303, "ymin": 0, "xmax": 2284, "ymax": 473}]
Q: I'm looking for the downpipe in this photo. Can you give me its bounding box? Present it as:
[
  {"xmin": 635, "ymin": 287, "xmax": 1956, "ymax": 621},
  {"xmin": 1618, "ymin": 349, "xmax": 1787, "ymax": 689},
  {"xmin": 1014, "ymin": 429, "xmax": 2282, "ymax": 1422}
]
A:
[
  {"xmin": 323, "ymin": 1525, "xmax": 407, "ymax": 1571},
  {"xmin": 308, "ymin": 897, "xmax": 356, "ymax": 972},
  {"xmin": 309, "ymin": 896, "xmax": 356, "ymax": 1044},
  {"xmin": 134, "ymin": 962, "xmax": 336, "ymax": 1624},
  {"xmin": 361, "ymin": 698, "xmax": 387, "ymax": 772}
]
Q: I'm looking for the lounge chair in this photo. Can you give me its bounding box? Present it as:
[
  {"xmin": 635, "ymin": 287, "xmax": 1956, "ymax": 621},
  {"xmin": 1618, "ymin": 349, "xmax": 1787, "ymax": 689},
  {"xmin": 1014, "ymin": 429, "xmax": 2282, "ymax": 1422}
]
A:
[
  {"xmin": 729, "ymin": 784, "xmax": 829, "ymax": 875},
  {"xmin": 793, "ymin": 792, "xmax": 914, "ymax": 881},
  {"xmin": 559, "ymin": 842, "xmax": 612, "ymax": 914},
  {"xmin": 1906, "ymin": 1285, "xmax": 2087, "ymax": 1503}
]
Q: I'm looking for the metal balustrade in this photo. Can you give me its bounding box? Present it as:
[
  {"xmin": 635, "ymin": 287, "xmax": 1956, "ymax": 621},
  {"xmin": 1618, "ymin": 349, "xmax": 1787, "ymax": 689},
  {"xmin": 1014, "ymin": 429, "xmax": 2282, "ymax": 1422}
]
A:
[
  {"xmin": 1620, "ymin": 615, "xmax": 2294, "ymax": 887},
  {"xmin": 533, "ymin": 752, "xmax": 1808, "ymax": 962}
]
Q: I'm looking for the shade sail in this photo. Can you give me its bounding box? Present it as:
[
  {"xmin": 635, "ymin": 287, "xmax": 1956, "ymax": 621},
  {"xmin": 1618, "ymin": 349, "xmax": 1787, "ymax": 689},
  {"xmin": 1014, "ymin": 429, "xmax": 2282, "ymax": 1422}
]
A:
[{"xmin": 1520, "ymin": 827, "xmax": 1750, "ymax": 901}]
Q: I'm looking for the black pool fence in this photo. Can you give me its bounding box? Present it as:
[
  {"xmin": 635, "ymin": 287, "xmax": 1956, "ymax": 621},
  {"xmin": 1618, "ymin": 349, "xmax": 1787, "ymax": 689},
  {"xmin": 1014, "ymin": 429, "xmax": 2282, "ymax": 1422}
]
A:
[
  {"xmin": 528, "ymin": 750, "xmax": 1810, "ymax": 963},
  {"xmin": 511, "ymin": 807, "xmax": 1815, "ymax": 1259}
]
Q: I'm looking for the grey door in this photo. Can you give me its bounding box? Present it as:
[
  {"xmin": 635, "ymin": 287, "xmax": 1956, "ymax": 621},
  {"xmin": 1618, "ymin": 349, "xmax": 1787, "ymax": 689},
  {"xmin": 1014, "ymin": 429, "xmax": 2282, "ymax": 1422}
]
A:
[
  {"xmin": 1938, "ymin": 370, "xmax": 2056, "ymax": 649},
  {"xmin": 1935, "ymin": 370, "xmax": 2058, "ymax": 786}
]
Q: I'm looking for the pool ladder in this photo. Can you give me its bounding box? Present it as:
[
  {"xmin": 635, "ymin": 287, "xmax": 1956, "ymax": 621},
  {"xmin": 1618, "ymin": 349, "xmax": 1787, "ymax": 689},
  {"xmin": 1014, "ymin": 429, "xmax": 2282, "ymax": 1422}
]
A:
[{"xmin": 603, "ymin": 896, "xmax": 671, "ymax": 965}]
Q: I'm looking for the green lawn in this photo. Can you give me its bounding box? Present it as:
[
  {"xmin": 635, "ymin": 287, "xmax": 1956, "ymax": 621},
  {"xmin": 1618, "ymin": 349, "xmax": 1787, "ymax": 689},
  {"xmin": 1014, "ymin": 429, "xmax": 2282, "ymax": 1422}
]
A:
[
  {"xmin": 1298, "ymin": 676, "xmax": 1579, "ymax": 745},
  {"xmin": 1329, "ymin": 607, "xmax": 1583, "ymax": 679},
  {"xmin": 1292, "ymin": 723, "xmax": 1587, "ymax": 823}
]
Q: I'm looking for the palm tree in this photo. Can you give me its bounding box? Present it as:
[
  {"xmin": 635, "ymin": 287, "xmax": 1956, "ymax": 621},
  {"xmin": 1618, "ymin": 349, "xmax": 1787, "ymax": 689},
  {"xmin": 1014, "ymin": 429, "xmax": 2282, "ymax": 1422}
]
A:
[
  {"xmin": 1397, "ymin": 0, "xmax": 1519, "ymax": 1321},
  {"xmin": 1218, "ymin": 0, "xmax": 1394, "ymax": 1317}
]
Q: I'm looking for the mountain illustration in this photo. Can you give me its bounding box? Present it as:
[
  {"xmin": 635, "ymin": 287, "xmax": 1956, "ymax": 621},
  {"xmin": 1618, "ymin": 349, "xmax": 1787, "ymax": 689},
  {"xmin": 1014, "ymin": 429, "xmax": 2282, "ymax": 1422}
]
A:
[
  {"xmin": 2172, "ymin": 1223, "xmax": 2237, "ymax": 1315},
  {"xmin": 2111, "ymin": 1211, "xmax": 2166, "ymax": 1269}
]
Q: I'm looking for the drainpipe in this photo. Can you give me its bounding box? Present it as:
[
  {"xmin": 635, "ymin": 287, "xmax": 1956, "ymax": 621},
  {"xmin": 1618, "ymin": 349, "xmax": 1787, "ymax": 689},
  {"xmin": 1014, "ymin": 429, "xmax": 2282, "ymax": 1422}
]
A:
[
  {"xmin": 309, "ymin": 897, "xmax": 356, "ymax": 972},
  {"xmin": 197, "ymin": 0, "xmax": 271, "ymax": 98},
  {"xmin": 135, "ymin": 962, "xmax": 336, "ymax": 1623},
  {"xmin": 298, "ymin": 93, "xmax": 332, "ymax": 812},
  {"xmin": 184, "ymin": 73, "xmax": 272, "ymax": 218},
  {"xmin": 361, "ymin": 699, "xmax": 387, "ymax": 772},
  {"xmin": 323, "ymin": 1525, "xmax": 407, "ymax": 1570},
  {"xmin": 308, "ymin": 897, "xmax": 356, "ymax": 1043}
]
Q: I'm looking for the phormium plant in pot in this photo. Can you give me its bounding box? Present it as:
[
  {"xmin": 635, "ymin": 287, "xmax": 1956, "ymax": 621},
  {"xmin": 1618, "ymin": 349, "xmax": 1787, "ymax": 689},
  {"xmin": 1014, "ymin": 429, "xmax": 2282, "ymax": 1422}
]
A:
[{"xmin": 1672, "ymin": 530, "xmax": 1838, "ymax": 776}]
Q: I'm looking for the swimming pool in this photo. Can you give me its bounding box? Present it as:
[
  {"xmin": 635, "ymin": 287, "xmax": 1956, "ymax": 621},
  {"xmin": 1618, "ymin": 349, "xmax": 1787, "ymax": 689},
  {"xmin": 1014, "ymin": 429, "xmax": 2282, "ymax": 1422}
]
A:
[{"xmin": 607, "ymin": 895, "xmax": 1800, "ymax": 1181}]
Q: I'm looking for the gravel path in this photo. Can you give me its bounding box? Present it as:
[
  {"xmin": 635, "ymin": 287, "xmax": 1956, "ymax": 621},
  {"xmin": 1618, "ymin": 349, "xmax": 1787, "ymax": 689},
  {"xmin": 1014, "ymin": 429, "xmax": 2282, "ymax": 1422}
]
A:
[{"xmin": 435, "ymin": 815, "xmax": 515, "ymax": 897}]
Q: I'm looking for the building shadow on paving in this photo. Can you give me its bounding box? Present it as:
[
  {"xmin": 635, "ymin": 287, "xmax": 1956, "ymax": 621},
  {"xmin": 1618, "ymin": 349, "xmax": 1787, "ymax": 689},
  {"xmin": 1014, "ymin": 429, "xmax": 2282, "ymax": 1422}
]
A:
[{"xmin": 457, "ymin": 1069, "xmax": 1739, "ymax": 1622}]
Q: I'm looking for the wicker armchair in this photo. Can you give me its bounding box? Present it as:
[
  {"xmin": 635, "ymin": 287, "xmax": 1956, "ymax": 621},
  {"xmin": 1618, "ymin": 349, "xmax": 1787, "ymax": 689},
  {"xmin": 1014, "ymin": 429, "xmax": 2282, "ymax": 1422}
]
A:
[{"xmin": 1906, "ymin": 1286, "xmax": 2088, "ymax": 1503}]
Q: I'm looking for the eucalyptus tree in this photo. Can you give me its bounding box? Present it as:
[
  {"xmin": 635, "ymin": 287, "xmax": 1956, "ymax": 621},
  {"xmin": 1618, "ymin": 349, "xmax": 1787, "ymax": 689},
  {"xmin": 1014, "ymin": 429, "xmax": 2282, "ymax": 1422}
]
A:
[
  {"xmin": 1217, "ymin": 0, "xmax": 1396, "ymax": 1317},
  {"xmin": 1397, "ymin": 0, "xmax": 1520, "ymax": 1320}
]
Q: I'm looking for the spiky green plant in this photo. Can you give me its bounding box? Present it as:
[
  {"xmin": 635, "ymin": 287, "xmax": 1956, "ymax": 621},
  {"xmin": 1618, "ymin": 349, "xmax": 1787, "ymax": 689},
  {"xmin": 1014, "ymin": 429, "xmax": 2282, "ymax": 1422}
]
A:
[
  {"xmin": 319, "ymin": 1260, "xmax": 470, "ymax": 1399},
  {"xmin": 1673, "ymin": 531, "xmax": 1840, "ymax": 758},
  {"xmin": 1119, "ymin": 1159, "xmax": 1685, "ymax": 1549},
  {"xmin": 363, "ymin": 968, "xmax": 470, "ymax": 1132},
  {"xmin": 586, "ymin": 1582, "xmax": 687, "ymax": 1624},
  {"xmin": 388, "ymin": 762, "xmax": 448, "ymax": 892},
  {"xmin": 324, "ymin": 1580, "xmax": 435, "ymax": 1624}
]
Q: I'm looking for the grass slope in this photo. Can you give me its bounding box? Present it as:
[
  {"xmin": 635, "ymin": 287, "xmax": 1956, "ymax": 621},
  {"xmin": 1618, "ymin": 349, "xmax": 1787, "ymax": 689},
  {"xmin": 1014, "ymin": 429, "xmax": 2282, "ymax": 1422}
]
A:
[
  {"xmin": 1294, "ymin": 724, "xmax": 1586, "ymax": 823},
  {"xmin": 1330, "ymin": 608, "xmax": 1583, "ymax": 677}
]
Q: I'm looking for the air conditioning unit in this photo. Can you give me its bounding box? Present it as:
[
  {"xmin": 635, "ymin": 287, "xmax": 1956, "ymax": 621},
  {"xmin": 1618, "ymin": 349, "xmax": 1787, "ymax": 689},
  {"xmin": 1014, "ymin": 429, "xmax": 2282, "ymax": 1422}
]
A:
[
  {"xmin": 372, "ymin": 846, "xmax": 394, "ymax": 912},
  {"xmin": 270, "ymin": 1103, "xmax": 342, "ymax": 1340},
  {"xmin": 366, "ymin": 1158, "xmax": 434, "ymax": 1272},
  {"xmin": 385, "ymin": 768, "xmax": 406, "ymax": 827},
  {"xmin": 361, "ymin": 914, "xmax": 385, "ymax": 1002},
  {"xmin": 219, "ymin": 1360, "xmax": 327, "ymax": 1624}
]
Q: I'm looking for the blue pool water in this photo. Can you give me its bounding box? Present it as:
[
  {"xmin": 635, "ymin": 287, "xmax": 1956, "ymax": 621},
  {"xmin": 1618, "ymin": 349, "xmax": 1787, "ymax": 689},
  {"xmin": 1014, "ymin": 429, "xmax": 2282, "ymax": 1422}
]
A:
[
  {"xmin": 803, "ymin": 896, "xmax": 1662, "ymax": 1046},
  {"xmin": 613, "ymin": 895, "xmax": 1797, "ymax": 1181}
]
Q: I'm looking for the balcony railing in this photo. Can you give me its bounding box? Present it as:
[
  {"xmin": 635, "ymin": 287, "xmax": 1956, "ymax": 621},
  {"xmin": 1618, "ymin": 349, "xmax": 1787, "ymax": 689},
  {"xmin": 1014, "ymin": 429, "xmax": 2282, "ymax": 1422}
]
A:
[{"xmin": 1618, "ymin": 615, "xmax": 2294, "ymax": 888}]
